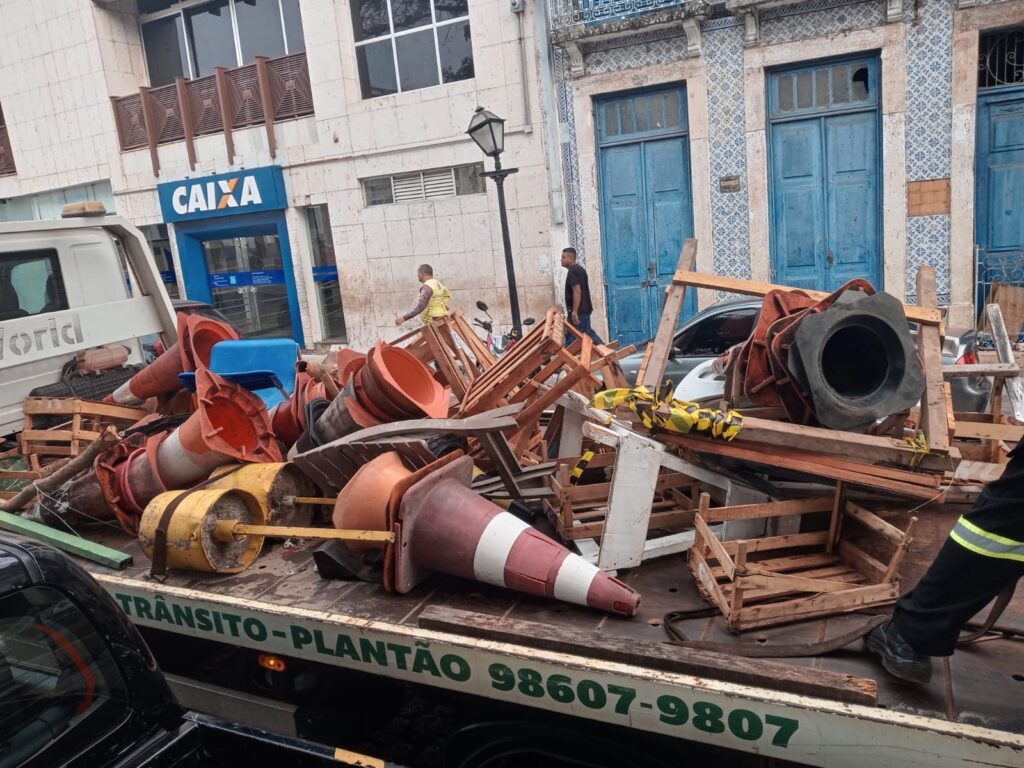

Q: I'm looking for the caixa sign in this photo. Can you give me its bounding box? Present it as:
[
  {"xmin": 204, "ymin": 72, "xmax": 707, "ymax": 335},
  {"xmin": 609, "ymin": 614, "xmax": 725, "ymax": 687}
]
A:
[{"xmin": 158, "ymin": 165, "xmax": 287, "ymax": 223}]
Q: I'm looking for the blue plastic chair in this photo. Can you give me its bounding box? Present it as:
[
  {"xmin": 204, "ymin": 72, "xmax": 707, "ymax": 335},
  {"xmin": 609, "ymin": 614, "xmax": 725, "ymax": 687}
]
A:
[{"xmin": 179, "ymin": 338, "xmax": 300, "ymax": 409}]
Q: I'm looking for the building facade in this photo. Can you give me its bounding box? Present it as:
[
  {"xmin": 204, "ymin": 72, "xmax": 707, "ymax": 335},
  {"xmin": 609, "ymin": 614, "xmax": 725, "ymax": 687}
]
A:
[
  {"xmin": 548, "ymin": 0, "xmax": 1024, "ymax": 342},
  {"xmin": 0, "ymin": 0, "xmax": 561, "ymax": 350},
  {"xmin": 1, "ymin": 0, "xmax": 1021, "ymax": 351}
]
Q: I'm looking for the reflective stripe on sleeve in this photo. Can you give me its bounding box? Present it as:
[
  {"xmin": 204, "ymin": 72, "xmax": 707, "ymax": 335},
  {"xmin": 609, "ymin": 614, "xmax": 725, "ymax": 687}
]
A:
[{"xmin": 950, "ymin": 516, "xmax": 1024, "ymax": 562}]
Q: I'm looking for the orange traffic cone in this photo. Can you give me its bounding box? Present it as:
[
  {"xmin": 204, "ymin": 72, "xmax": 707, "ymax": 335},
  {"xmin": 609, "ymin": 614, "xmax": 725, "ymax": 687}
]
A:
[
  {"xmin": 335, "ymin": 349, "xmax": 366, "ymax": 387},
  {"xmin": 106, "ymin": 342, "xmax": 188, "ymax": 404},
  {"xmin": 178, "ymin": 313, "xmax": 239, "ymax": 370},
  {"xmin": 393, "ymin": 455, "xmax": 641, "ymax": 616},
  {"xmin": 154, "ymin": 368, "xmax": 282, "ymax": 488},
  {"xmin": 107, "ymin": 313, "xmax": 238, "ymax": 404},
  {"xmin": 366, "ymin": 341, "xmax": 448, "ymax": 418},
  {"xmin": 332, "ymin": 451, "xmax": 410, "ymax": 553}
]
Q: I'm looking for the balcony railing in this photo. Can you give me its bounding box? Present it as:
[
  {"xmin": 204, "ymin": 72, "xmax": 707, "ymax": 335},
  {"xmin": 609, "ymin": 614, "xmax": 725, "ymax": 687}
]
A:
[
  {"xmin": 112, "ymin": 51, "xmax": 314, "ymax": 177},
  {"xmin": 549, "ymin": 0, "xmax": 694, "ymax": 32},
  {"xmin": 0, "ymin": 125, "xmax": 14, "ymax": 177}
]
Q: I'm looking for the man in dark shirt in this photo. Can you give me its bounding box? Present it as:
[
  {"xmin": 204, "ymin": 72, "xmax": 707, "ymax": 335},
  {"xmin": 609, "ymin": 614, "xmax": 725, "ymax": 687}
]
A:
[{"xmin": 561, "ymin": 247, "xmax": 603, "ymax": 346}]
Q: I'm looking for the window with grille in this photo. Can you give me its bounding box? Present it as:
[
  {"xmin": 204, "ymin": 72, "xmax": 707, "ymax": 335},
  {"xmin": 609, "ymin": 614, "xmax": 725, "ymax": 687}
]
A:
[
  {"xmin": 361, "ymin": 163, "xmax": 485, "ymax": 206},
  {"xmin": 979, "ymin": 27, "xmax": 1024, "ymax": 89},
  {"xmin": 351, "ymin": 0, "xmax": 474, "ymax": 98}
]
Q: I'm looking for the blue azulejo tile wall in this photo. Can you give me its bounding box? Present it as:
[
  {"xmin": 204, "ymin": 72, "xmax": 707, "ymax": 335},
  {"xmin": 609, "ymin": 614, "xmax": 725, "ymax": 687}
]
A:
[{"xmin": 552, "ymin": 0, "xmax": 960, "ymax": 304}]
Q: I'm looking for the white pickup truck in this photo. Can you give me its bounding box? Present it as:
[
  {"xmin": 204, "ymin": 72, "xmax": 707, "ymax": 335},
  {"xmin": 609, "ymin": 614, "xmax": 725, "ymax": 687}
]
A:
[{"xmin": 0, "ymin": 203, "xmax": 178, "ymax": 438}]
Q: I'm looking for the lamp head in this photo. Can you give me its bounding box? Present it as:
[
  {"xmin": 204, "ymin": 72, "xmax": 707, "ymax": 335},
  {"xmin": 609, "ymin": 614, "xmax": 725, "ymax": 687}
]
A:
[{"xmin": 467, "ymin": 106, "xmax": 505, "ymax": 158}]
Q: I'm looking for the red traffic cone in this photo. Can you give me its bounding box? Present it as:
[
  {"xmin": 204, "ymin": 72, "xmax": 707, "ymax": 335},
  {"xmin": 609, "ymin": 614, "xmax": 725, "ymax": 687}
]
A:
[
  {"xmin": 394, "ymin": 456, "xmax": 641, "ymax": 616},
  {"xmin": 155, "ymin": 368, "xmax": 282, "ymax": 488},
  {"xmin": 68, "ymin": 431, "xmax": 149, "ymax": 533},
  {"xmin": 107, "ymin": 313, "xmax": 238, "ymax": 404}
]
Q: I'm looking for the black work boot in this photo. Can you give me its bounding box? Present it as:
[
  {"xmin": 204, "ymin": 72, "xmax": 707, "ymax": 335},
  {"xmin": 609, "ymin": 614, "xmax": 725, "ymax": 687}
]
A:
[{"xmin": 865, "ymin": 622, "xmax": 933, "ymax": 684}]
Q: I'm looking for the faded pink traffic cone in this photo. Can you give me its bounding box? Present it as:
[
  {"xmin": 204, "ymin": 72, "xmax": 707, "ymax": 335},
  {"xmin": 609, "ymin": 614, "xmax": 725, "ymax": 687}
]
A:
[
  {"xmin": 106, "ymin": 313, "xmax": 238, "ymax": 404},
  {"xmin": 393, "ymin": 455, "xmax": 640, "ymax": 616}
]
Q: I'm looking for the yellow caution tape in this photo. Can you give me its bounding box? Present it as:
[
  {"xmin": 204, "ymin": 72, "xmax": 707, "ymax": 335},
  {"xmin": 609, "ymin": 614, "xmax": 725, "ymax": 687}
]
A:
[
  {"xmin": 570, "ymin": 450, "xmax": 595, "ymax": 485},
  {"xmin": 589, "ymin": 386, "xmax": 743, "ymax": 441},
  {"xmin": 904, "ymin": 430, "xmax": 930, "ymax": 468}
]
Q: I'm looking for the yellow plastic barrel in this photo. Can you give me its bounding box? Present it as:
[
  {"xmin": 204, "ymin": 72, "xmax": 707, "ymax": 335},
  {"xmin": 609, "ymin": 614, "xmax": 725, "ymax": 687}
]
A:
[
  {"xmin": 138, "ymin": 488, "xmax": 266, "ymax": 574},
  {"xmin": 207, "ymin": 463, "xmax": 316, "ymax": 527}
]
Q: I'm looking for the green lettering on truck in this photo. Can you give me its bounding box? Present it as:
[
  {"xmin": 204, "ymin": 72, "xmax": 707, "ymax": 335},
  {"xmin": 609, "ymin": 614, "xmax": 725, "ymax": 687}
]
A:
[
  {"xmin": 291, "ymin": 624, "xmax": 312, "ymax": 650},
  {"xmin": 133, "ymin": 596, "xmax": 153, "ymax": 620}
]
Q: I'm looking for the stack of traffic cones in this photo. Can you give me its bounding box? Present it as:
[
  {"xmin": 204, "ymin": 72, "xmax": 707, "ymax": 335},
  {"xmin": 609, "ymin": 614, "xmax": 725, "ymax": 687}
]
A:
[
  {"xmin": 317, "ymin": 341, "xmax": 449, "ymax": 442},
  {"xmin": 331, "ymin": 451, "xmax": 641, "ymax": 617},
  {"xmin": 106, "ymin": 313, "xmax": 239, "ymax": 405}
]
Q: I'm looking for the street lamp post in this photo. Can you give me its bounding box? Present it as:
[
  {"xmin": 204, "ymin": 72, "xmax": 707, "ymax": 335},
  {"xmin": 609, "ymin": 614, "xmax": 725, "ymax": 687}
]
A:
[{"xmin": 466, "ymin": 106, "xmax": 522, "ymax": 339}]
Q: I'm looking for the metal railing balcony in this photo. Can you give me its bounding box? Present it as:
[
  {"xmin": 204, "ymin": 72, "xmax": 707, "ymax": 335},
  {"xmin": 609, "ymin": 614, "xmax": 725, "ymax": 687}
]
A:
[
  {"xmin": 111, "ymin": 51, "xmax": 314, "ymax": 177},
  {"xmin": 548, "ymin": 0, "xmax": 699, "ymax": 34}
]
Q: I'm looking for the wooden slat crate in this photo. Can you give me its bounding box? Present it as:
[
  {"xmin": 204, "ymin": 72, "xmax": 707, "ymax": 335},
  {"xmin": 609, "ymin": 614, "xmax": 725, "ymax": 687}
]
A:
[
  {"xmin": 458, "ymin": 309, "xmax": 636, "ymax": 460},
  {"xmin": 20, "ymin": 398, "xmax": 147, "ymax": 470},
  {"xmin": 393, "ymin": 309, "xmax": 497, "ymax": 399},
  {"xmin": 689, "ymin": 486, "xmax": 917, "ymax": 631},
  {"xmin": 543, "ymin": 450, "xmax": 700, "ymax": 541},
  {"xmin": 0, "ymin": 445, "xmax": 37, "ymax": 502}
]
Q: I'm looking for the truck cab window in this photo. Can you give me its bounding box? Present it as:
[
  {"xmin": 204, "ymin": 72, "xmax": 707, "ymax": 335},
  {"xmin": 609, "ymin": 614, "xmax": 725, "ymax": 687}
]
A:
[
  {"xmin": 0, "ymin": 250, "xmax": 68, "ymax": 321},
  {"xmin": 0, "ymin": 586, "xmax": 130, "ymax": 768}
]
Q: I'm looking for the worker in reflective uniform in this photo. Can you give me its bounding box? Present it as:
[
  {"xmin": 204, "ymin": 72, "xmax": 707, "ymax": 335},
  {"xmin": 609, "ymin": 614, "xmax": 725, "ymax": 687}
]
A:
[
  {"xmin": 395, "ymin": 264, "xmax": 451, "ymax": 327},
  {"xmin": 867, "ymin": 437, "xmax": 1024, "ymax": 683}
]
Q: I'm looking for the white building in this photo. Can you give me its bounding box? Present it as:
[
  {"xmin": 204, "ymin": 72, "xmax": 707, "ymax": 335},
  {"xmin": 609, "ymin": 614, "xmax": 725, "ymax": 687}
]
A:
[{"xmin": 0, "ymin": 0, "xmax": 564, "ymax": 350}]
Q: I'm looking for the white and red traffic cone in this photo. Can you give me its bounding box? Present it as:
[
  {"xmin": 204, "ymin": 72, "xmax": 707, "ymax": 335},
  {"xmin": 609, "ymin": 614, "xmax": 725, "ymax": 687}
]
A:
[
  {"xmin": 106, "ymin": 313, "xmax": 238, "ymax": 404},
  {"xmin": 393, "ymin": 455, "xmax": 640, "ymax": 617},
  {"xmin": 153, "ymin": 368, "xmax": 282, "ymax": 488}
]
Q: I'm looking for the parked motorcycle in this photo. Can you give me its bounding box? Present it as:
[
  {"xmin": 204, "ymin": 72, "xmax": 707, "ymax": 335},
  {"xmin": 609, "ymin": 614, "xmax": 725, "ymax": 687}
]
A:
[{"xmin": 473, "ymin": 300, "xmax": 535, "ymax": 355}]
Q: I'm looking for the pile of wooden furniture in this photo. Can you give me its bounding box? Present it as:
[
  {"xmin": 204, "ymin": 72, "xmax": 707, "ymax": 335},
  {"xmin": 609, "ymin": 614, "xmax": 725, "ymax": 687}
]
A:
[
  {"xmin": 0, "ymin": 398, "xmax": 147, "ymax": 504},
  {"xmin": 392, "ymin": 306, "xmax": 636, "ymax": 473},
  {"xmin": 539, "ymin": 239, "xmax": 1020, "ymax": 630}
]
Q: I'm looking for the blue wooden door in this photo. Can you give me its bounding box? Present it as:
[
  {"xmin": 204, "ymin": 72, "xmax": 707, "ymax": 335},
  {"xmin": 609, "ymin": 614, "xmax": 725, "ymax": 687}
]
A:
[
  {"xmin": 596, "ymin": 87, "xmax": 694, "ymax": 346},
  {"xmin": 644, "ymin": 137, "xmax": 692, "ymax": 333},
  {"xmin": 770, "ymin": 119, "xmax": 825, "ymax": 291},
  {"xmin": 826, "ymin": 111, "xmax": 880, "ymax": 287},
  {"xmin": 768, "ymin": 58, "xmax": 881, "ymax": 291},
  {"xmin": 976, "ymin": 89, "xmax": 1024, "ymax": 315},
  {"xmin": 600, "ymin": 144, "xmax": 648, "ymax": 342}
]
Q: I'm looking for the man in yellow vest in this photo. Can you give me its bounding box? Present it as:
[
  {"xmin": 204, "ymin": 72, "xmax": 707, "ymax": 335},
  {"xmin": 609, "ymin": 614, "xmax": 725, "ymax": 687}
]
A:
[{"xmin": 395, "ymin": 264, "xmax": 451, "ymax": 326}]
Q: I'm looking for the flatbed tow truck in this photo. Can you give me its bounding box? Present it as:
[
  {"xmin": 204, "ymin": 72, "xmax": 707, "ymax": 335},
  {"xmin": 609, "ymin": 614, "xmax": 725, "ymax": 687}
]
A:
[
  {"xmin": 69, "ymin": 497, "xmax": 1024, "ymax": 768},
  {"xmin": 3, "ymin": 208, "xmax": 1020, "ymax": 766}
]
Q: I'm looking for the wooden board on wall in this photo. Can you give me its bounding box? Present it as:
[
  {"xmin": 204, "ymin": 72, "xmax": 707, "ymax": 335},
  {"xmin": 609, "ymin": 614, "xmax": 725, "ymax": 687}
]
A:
[{"xmin": 982, "ymin": 283, "xmax": 1024, "ymax": 340}]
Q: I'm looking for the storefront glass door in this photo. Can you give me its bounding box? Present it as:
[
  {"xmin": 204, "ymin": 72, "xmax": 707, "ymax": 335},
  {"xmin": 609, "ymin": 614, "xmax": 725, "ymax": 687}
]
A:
[{"xmin": 202, "ymin": 234, "xmax": 294, "ymax": 339}]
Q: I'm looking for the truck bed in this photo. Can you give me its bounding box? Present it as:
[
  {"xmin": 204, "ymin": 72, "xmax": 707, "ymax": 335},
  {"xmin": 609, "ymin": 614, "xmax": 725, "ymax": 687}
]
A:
[{"xmin": 75, "ymin": 503, "xmax": 1024, "ymax": 768}]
